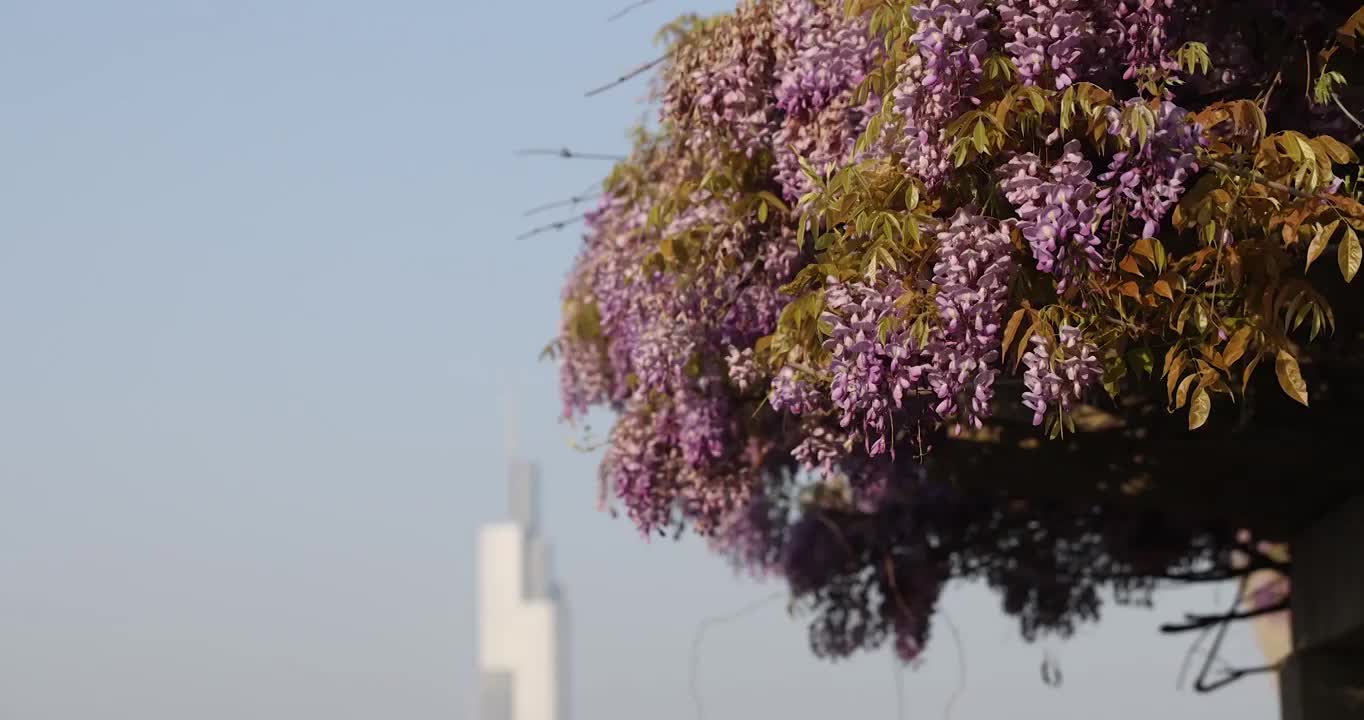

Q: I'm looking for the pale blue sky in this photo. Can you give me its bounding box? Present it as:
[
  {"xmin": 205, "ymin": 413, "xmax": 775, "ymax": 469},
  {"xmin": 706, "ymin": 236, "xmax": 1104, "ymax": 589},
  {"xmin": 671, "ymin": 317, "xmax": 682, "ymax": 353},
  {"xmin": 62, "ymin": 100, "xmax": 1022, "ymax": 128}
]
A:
[{"xmin": 1, "ymin": 2, "xmax": 1277, "ymax": 718}]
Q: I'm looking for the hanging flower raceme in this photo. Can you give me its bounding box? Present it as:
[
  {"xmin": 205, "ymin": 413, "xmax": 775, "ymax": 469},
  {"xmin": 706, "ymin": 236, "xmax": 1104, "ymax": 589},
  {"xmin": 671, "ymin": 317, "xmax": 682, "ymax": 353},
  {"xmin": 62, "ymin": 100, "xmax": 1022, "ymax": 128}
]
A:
[
  {"xmin": 891, "ymin": 0, "xmax": 991, "ymax": 188},
  {"xmin": 997, "ymin": 0, "xmax": 1091, "ymax": 89},
  {"xmin": 926, "ymin": 209, "xmax": 1015, "ymax": 431},
  {"xmin": 999, "ymin": 140, "xmax": 1105, "ymax": 291},
  {"xmin": 1021, "ymin": 324, "xmax": 1101, "ymax": 426},
  {"xmin": 1097, "ymin": 100, "xmax": 1204, "ymax": 240}
]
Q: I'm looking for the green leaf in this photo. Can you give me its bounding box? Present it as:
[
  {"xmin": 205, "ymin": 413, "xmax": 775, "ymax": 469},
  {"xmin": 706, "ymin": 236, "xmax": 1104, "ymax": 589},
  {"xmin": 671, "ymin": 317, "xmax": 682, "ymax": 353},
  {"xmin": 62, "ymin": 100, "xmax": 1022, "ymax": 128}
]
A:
[
  {"xmin": 758, "ymin": 200, "xmax": 768, "ymax": 223},
  {"xmin": 1127, "ymin": 347, "xmax": 1155, "ymax": 377},
  {"xmin": 1274, "ymin": 350, "xmax": 1309, "ymax": 406},
  {"xmin": 972, "ymin": 120, "xmax": 989, "ymax": 153}
]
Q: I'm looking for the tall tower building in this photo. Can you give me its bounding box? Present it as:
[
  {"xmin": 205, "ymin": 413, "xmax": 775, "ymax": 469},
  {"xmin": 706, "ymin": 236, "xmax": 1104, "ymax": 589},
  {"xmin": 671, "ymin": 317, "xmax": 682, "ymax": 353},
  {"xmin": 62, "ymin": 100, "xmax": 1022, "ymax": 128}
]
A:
[{"xmin": 477, "ymin": 457, "xmax": 570, "ymax": 720}]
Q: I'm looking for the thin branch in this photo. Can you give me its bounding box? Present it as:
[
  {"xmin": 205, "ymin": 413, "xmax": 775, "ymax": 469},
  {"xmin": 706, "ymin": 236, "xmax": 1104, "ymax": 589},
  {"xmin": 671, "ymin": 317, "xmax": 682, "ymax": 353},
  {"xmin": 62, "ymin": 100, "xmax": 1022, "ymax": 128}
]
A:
[
  {"xmin": 1206, "ymin": 158, "xmax": 1332, "ymax": 201},
  {"xmin": 1176, "ymin": 625, "xmax": 1216, "ymax": 690},
  {"xmin": 523, "ymin": 192, "xmax": 601, "ymax": 217},
  {"xmin": 1154, "ymin": 568, "xmax": 1255, "ymax": 584},
  {"xmin": 1197, "ymin": 663, "xmax": 1278, "ymax": 693},
  {"xmin": 689, "ymin": 593, "xmax": 784, "ymax": 720},
  {"xmin": 607, "ymin": 0, "xmax": 656, "ymax": 22},
  {"xmin": 940, "ymin": 610, "xmax": 967, "ymax": 720},
  {"xmin": 1331, "ymin": 92, "xmax": 1364, "ymax": 130},
  {"xmin": 516, "ymin": 147, "xmax": 626, "ymax": 161},
  {"xmin": 1160, "ymin": 598, "xmax": 1289, "ymax": 634},
  {"xmin": 892, "ymin": 649, "xmax": 905, "ymax": 720},
  {"xmin": 1189, "ymin": 577, "xmax": 1265, "ymax": 694},
  {"xmin": 516, "ymin": 214, "xmax": 586, "ymax": 240},
  {"xmin": 585, "ymin": 56, "xmax": 666, "ymax": 98}
]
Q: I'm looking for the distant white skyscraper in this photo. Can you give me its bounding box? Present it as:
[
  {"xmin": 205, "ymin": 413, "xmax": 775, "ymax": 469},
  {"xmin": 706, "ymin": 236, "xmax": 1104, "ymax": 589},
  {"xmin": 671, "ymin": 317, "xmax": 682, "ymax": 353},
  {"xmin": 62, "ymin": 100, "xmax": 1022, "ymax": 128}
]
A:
[{"xmin": 477, "ymin": 457, "xmax": 570, "ymax": 720}]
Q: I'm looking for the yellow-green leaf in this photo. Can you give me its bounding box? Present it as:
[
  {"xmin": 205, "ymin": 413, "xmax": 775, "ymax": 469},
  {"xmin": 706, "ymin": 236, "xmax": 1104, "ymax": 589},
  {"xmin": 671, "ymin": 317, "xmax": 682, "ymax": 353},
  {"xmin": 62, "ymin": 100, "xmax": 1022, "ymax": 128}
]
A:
[
  {"xmin": 1274, "ymin": 350, "xmax": 1309, "ymax": 406},
  {"xmin": 1188, "ymin": 387, "xmax": 1211, "ymax": 429},
  {"xmin": 1306, "ymin": 220, "xmax": 1339, "ymax": 271},
  {"xmin": 1340, "ymin": 226, "xmax": 1361, "ymax": 282}
]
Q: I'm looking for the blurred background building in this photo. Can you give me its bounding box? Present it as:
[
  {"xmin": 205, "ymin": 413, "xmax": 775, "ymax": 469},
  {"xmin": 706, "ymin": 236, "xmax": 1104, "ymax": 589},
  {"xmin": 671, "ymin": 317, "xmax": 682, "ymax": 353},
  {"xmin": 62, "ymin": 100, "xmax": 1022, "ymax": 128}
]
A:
[{"xmin": 478, "ymin": 456, "xmax": 571, "ymax": 720}]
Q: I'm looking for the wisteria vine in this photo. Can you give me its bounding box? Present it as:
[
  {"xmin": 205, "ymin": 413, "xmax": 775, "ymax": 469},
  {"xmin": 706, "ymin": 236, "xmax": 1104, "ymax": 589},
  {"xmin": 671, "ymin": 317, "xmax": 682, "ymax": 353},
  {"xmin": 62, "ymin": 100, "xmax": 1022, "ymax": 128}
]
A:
[{"xmin": 553, "ymin": 0, "xmax": 1364, "ymax": 670}]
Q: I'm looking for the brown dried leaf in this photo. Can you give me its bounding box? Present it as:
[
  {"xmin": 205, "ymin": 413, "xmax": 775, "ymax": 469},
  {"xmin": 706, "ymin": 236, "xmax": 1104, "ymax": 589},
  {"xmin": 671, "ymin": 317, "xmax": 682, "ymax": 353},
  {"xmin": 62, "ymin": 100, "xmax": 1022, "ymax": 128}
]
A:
[
  {"xmin": 1275, "ymin": 350, "xmax": 1309, "ymax": 406},
  {"xmin": 1222, "ymin": 327, "xmax": 1252, "ymax": 367},
  {"xmin": 1306, "ymin": 219, "xmax": 1339, "ymax": 271},
  {"xmin": 1174, "ymin": 373, "xmax": 1197, "ymax": 409},
  {"xmin": 1188, "ymin": 387, "xmax": 1211, "ymax": 430}
]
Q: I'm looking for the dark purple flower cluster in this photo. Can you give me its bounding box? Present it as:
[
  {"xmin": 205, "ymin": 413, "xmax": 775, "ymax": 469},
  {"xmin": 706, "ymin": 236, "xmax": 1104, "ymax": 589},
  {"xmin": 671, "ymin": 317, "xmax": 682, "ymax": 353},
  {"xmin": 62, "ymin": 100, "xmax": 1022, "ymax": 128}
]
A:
[
  {"xmin": 999, "ymin": 140, "xmax": 1105, "ymax": 292},
  {"xmin": 1098, "ymin": 100, "xmax": 1204, "ymax": 239},
  {"xmin": 891, "ymin": 0, "xmax": 990, "ymax": 187},
  {"xmin": 927, "ymin": 209, "xmax": 1015, "ymax": 431},
  {"xmin": 1021, "ymin": 324, "xmax": 1100, "ymax": 425}
]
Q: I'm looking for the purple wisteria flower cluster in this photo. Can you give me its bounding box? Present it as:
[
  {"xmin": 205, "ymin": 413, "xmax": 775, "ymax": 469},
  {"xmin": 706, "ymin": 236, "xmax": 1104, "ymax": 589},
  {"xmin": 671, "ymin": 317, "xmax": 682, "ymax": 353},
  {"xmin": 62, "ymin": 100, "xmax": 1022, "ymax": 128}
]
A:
[
  {"xmin": 1100, "ymin": 0, "xmax": 1180, "ymax": 81},
  {"xmin": 1098, "ymin": 100, "xmax": 1204, "ymax": 239},
  {"xmin": 891, "ymin": 0, "xmax": 990, "ymax": 188},
  {"xmin": 996, "ymin": 0, "xmax": 1090, "ymax": 89},
  {"xmin": 773, "ymin": 0, "xmax": 878, "ymax": 119},
  {"xmin": 926, "ymin": 209, "xmax": 1015, "ymax": 431},
  {"xmin": 1021, "ymin": 324, "xmax": 1101, "ymax": 426},
  {"xmin": 999, "ymin": 140, "xmax": 1105, "ymax": 291},
  {"xmin": 819, "ymin": 276, "xmax": 930, "ymax": 455},
  {"xmin": 772, "ymin": 0, "xmax": 881, "ymax": 202}
]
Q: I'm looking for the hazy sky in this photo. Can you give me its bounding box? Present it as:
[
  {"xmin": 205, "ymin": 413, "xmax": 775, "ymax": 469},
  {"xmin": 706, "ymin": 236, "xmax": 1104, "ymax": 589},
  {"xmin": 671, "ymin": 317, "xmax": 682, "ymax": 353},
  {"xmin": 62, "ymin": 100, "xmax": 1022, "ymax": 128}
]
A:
[{"xmin": 1, "ymin": 2, "xmax": 1279, "ymax": 719}]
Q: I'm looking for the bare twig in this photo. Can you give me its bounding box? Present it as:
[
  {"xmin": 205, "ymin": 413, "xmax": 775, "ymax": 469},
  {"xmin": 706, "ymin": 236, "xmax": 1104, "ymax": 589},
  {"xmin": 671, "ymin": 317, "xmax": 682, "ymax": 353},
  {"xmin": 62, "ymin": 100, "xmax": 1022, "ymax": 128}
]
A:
[
  {"xmin": 516, "ymin": 214, "xmax": 586, "ymax": 240},
  {"xmin": 1206, "ymin": 158, "xmax": 1332, "ymax": 201},
  {"xmin": 941, "ymin": 610, "xmax": 967, "ymax": 720},
  {"xmin": 1183, "ymin": 567, "xmax": 1276, "ymax": 692},
  {"xmin": 1176, "ymin": 625, "xmax": 1216, "ymax": 690},
  {"xmin": 523, "ymin": 192, "xmax": 601, "ymax": 217},
  {"xmin": 1332, "ymin": 92, "xmax": 1364, "ymax": 130},
  {"xmin": 892, "ymin": 649, "xmax": 905, "ymax": 720},
  {"xmin": 586, "ymin": 56, "xmax": 666, "ymax": 98},
  {"xmin": 1197, "ymin": 663, "xmax": 1278, "ymax": 693},
  {"xmin": 607, "ymin": 0, "xmax": 656, "ymax": 22},
  {"xmin": 689, "ymin": 593, "xmax": 784, "ymax": 720},
  {"xmin": 516, "ymin": 147, "xmax": 626, "ymax": 161},
  {"xmin": 1160, "ymin": 597, "xmax": 1289, "ymax": 634}
]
